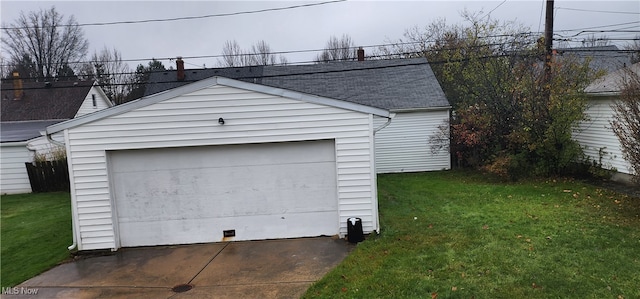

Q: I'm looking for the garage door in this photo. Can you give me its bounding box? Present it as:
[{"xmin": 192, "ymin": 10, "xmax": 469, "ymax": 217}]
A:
[{"xmin": 109, "ymin": 140, "xmax": 338, "ymax": 247}]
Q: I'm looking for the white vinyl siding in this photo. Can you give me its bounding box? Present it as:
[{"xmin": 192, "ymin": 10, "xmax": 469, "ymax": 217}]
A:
[
  {"xmin": 1, "ymin": 133, "xmax": 66, "ymax": 195},
  {"xmin": 574, "ymin": 97, "xmax": 633, "ymax": 174},
  {"xmin": 64, "ymin": 84, "xmax": 378, "ymax": 250},
  {"xmin": 374, "ymin": 110, "xmax": 451, "ymax": 173},
  {"xmin": 75, "ymin": 85, "xmax": 111, "ymax": 117},
  {"xmin": 0, "ymin": 143, "xmax": 32, "ymax": 194}
]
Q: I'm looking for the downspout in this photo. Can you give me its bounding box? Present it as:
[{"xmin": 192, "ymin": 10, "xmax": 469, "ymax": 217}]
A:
[
  {"xmin": 45, "ymin": 131, "xmax": 77, "ymax": 251},
  {"xmin": 45, "ymin": 131, "xmax": 66, "ymax": 148},
  {"xmin": 374, "ymin": 113, "xmax": 396, "ymax": 134},
  {"xmin": 371, "ymin": 112, "xmax": 394, "ymax": 234}
]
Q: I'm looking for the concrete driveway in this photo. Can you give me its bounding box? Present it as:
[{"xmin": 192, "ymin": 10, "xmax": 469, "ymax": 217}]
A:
[{"xmin": 14, "ymin": 237, "xmax": 352, "ymax": 299}]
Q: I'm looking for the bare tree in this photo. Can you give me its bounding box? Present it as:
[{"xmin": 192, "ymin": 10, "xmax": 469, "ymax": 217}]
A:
[
  {"xmin": 218, "ymin": 40, "xmax": 286, "ymax": 67},
  {"xmin": 315, "ymin": 34, "xmax": 356, "ymax": 62},
  {"xmin": 81, "ymin": 47, "xmax": 133, "ymax": 105},
  {"xmin": 250, "ymin": 40, "xmax": 277, "ymax": 66},
  {"xmin": 220, "ymin": 40, "xmax": 244, "ymax": 67},
  {"xmin": 1, "ymin": 56, "xmax": 15, "ymax": 79},
  {"xmin": 581, "ymin": 34, "xmax": 611, "ymax": 47},
  {"xmin": 625, "ymin": 35, "xmax": 640, "ymax": 64},
  {"xmin": 610, "ymin": 65, "xmax": 640, "ymax": 182},
  {"xmin": 1, "ymin": 6, "xmax": 89, "ymax": 80}
]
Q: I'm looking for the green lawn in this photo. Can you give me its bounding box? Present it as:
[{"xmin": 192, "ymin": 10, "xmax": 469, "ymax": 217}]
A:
[
  {"xmin": 1, "ymin": 192, "xmax": 72, "ymax": 287},
  {"xmin": 305, "ymin": 171, "xmax": 640, "ymax": 299}
]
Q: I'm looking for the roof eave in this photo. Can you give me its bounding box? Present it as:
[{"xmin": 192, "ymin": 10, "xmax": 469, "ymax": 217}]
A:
[
  {"xmin": 586, "ymin": 91, "xmax": 620, "ymax": 97},
  {"xmin": 390, "ymin": 106, "xmax": 452, "ymax": 113},
  {"xmin": 0, "ymin": 141, "xmax": 29, "ymax": 146}
]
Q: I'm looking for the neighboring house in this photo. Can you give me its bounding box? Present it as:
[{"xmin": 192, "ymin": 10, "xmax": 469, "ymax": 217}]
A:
[
  {"xmin": 554, "ymin": 45, "xmax": 633, "ymax": 73},
  {"xmin": 555, "ymin": 45, "xmax": 634, "ymax": 73},
  {"xmin": 45, "ymin": 76, "xmax": 390, "ymax": 251},
  {"xmin": 0, "ymin": 76, "xmax": 112, "ymax": 194},
  {"xmin": 573, "ymin": 63, "xmax": 639, "ymax": 182},
  {"xmin": 144, "ymin": 57, "xmax": 451, "ymax": 173}
]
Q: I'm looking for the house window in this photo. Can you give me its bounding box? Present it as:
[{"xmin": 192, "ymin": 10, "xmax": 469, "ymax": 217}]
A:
[{"xmin": 92, "ymin": 94, "xmax": 97, "ymax": 108}]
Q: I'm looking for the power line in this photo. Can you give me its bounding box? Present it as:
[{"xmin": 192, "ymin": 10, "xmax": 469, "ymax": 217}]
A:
[
  {"xmin": 1, "ymin": 52, "xmax": 529, "ymax": 92},
  {"xmin": 555, "ymin": 21, "xmax": 640, "ymax": 33},
  {"xmin": 2, "ymin": 49, "xmax": 552, "ymax": 89},
  {"xmin": 0, "ymin": 0, "xmax": 346, "ymax": 30},
  {"xmin": 0, "ymin": 37, "xmax": 541, "ymax": 68},
  {"xmin": 5, "ymin": 45, "xmax": 632, "ymax": 90},
  {"xmin": 3, "ymin": 37, "xmax": 636, "ymax": 81},
  {"xmin": 1, "ymin": 31, "xmax": 634, "ymax": 77},
  {"xmin": 537, "ymin": 0, "xmax": 545, "ymax": 34},
  {"xmin": 482, "ymin": 0, "xmax": 508, "ymax": 19},
  {"xmin": 556, "ymin": 30, "xmax": 640, "ymax": 39},
  {"xmin": 556, "ymin": 7, "xmax": 640, "ymax": 15}
]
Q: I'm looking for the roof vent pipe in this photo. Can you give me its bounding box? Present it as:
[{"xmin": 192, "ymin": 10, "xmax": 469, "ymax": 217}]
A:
[
  {"xmin": 12, "ymin": 71, "xmax": 23, "ymax": 99},
  {"xmin": 176, "ymin": 57, "xmax": 185, "ymax": 81},
  {"xmin": 357, "ymin": 47, "xmax": 365, "ymax": 61}
]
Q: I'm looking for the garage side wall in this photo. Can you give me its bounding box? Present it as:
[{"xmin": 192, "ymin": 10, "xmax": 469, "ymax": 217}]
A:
[
  {"xmin": 374, "ymin": 110, "xmax": 450, "ymax": 173},
  {"xmin": 0, "ymin": 143, "xmax": 32, "ymax": 194},
  {"xmin": 65, "ymin": 85, "xmax": 377, "ymax": 250},
  {"xmin": 1, "ymin": 133, "xmax": 66, "ymax": 195},
  {"xmin": 573, "ymin": 97, "xmax": 632, "ymax": 174}
]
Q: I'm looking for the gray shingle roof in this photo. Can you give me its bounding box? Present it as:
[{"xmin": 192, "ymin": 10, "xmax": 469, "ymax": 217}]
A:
[
  {"xmin": 585, "ymin": 62, "xmax": 640, "ymax": 95},
  {"xmin": 556, "ymin": 45, "xmax": 634, "ymax": 74},
  {"xmin": 1, "ymin": 80, "xmax": 94, "ymax": 121},
  {"xmin": 1, "ymin": 120, "xmax": 63, "ymax": 143},
  {"xmin": 144, "ymin": 66, "xmax": 264, "ymax": 97},
  {"xmin": 144, "ymin": 58, "xmax": 449, "ymax": 111}
]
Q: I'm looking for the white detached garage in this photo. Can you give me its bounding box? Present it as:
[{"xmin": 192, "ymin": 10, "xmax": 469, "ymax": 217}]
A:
[{"xmin": 47, "ymin": 76, "xmax": 388, "ymax": 251}]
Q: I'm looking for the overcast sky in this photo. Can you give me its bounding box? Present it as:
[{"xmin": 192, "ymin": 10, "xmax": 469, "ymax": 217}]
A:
[{"xmin": 1, "ymin": 1, "xmax": 639, "ymax": 70}]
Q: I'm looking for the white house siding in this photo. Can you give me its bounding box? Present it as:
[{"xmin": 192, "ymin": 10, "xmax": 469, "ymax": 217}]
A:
[
  {"xmin": 63, "ymin": 84, "xmax": 379, "ymax": 250},
  {"xmin": 74, "ymin": 85, "xmax": 111, "ymax": 117},
  {"xmin": 573, "ymin": 97, "xmax": 632, "ymax": 174},
  {"xmin": 0, "ymin": 143, "xmax": 32, "ymax": 194},
  {"xmin": 374, "ymin": 110, "xmax": 451, "ymax": 173},
  {"xmin": 0, "ymin": 132, "xmax": 66, "ymax": 195}
]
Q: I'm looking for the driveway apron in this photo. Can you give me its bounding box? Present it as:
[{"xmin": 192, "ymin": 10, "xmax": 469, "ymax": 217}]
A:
[{"xmin": 13, "ymin": 237, "xmax": 352, "ymax": 299}]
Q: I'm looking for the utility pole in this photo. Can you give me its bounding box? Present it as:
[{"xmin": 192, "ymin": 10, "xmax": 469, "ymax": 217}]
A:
[{"xmin": 544, "ymin": 0, "xmax": 554, "ymax": 79}]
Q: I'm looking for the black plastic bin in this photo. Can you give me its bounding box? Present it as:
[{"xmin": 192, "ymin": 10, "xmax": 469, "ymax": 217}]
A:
[{"xmin": 347, "ymin": 217, "xmax": 364, "ymax": 243}]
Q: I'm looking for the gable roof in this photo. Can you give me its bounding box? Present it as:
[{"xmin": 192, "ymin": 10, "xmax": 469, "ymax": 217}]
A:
[
  {"xmin": 1, "ymin": 80, "xmax": 95, "ymax": 121},
  {"xmin": 144, "ymin": 58, "xmax": 449, "ymax": 111},
  {"xmin": 556, "ymin": 45, "xmax": 634, "ymax": 74},
  {"xmin": 46, "ymin": 76, "xmax": 390, "ymax": 135},
  {"xmin": 585, "ymin": 62, "xmax": 640, "ymax": 96}
]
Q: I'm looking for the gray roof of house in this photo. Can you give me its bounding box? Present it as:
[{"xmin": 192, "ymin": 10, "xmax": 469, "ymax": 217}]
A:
[
  {"xmin": 144, "ymin": 66, "xmax": 265, "ymax": 97},
  {"xmin": 144, "ymin": 58, "xmax": 449, "ymax": 111},
  {"xmin": 556, "ymin": 45, "xmax": 634, "ymax": 74},
  {"xmin": 585, "ymin": 62, "xmax": 640, "ymax": 95},
  {"xmin": 1, "ymin": 80, "xmax": 95, "ymax": 121},
  {"xmin": 1, "ymin": 120, "xmax": 64, "ymax": 143}
]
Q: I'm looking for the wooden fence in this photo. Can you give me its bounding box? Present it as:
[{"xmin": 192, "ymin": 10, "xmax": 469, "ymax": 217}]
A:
[{"xmin": 25, "ymin": 159, "xmax": 70, "ymax": 192}]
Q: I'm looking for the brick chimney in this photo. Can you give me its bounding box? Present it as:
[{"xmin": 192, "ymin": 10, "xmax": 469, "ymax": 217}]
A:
[
  {"xmin": 176, "ymin": 57, "xmax": 185, "ymax": 81},
  {"xmin": 357, "ymin": 47, "xmax": 365, "ymax": 61},
  {"xmin": 12, "ymin": 71, "xmax": 23, "ymax": 99}
]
